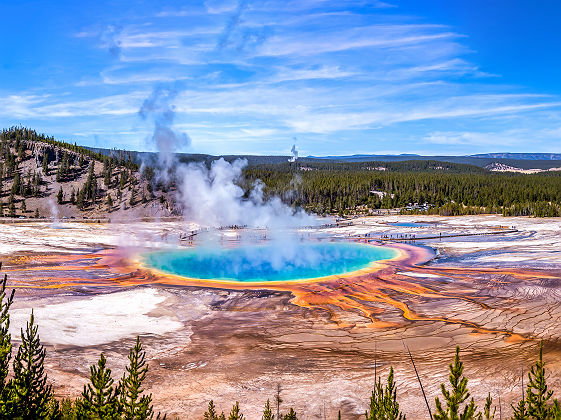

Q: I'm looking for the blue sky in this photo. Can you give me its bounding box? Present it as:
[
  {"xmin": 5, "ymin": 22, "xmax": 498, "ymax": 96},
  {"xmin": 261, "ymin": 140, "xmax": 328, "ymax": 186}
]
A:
[{"xmin": 1, "ymin": 0, "xmax": 560, "ymax": 156}]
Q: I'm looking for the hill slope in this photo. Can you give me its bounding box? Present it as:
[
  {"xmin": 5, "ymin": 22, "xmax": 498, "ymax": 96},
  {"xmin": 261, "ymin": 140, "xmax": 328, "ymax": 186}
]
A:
[{"xmin": 0, "ymin": 127, "xmax": 172, "ymax": 220}]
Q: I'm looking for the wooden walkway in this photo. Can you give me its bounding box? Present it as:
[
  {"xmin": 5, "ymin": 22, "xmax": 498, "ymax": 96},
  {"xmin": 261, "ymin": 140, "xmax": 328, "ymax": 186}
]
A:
[{"xmin": 351, "ymin": 228, "xmax": 518, "ymax": 242}]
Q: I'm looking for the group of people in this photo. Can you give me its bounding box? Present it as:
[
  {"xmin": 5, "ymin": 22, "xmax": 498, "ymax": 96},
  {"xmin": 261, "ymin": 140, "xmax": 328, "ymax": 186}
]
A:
[{"xmin": 380, "ymin": 233, "xmax": 417, "ymax": 240}]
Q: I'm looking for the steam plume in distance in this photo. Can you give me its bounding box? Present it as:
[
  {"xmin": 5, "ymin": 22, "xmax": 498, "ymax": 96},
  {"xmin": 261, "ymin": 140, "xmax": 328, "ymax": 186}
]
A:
[{"xmin": 289, "ymin": 143, "xmax": 298, "ymax": 163}]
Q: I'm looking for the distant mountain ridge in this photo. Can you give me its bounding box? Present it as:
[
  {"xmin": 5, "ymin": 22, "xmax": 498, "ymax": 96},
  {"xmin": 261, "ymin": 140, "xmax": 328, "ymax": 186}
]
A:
[
  {"xmin": 87, "ymin": 147, "xmax": 561, "ymax": 171},
  {"xmin": 471, "ymin": 153, "xmax": 561, "ymax": 160},
  {"xmin": 305, "ymin": 154, "xmax": 561, "ymax": 170}
]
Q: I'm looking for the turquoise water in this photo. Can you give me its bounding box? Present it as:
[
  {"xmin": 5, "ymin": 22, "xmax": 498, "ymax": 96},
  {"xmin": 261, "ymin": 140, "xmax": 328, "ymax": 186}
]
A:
[
  {"xmin": 143, "ymin": 242, "xmax": 398, "ymax": 282},
  {"xmin": 388, "ymin": 222, "xmax": 431, "ymax": 227}
]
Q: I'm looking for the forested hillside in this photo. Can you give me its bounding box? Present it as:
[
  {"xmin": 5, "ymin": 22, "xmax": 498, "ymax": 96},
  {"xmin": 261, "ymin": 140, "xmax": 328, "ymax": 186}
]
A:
[
  {"xmin": 258, "ymin": 160, "xmax": 487, "ymax": 173},
  {"xmin": 0, "ymin": 127, "xmax": 171, "ymax": 219},
  {"xmin": 244, "ymin": 165, "xmax": 561, "ymax": 217}
]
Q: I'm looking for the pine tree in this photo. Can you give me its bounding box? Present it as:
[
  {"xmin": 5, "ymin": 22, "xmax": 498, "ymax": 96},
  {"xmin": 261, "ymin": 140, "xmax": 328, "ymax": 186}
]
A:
[
  {"xmin": 262, "ymin": 399, "xmax": 274, "ymax": 420},
  {"xmin": 551, "ymin": 400, "xmax": 561, "ymax": 420},
  {"xmin": 34, "ymin": 209, "xmax": 39, "ymax": 219},
  {"xmin": 434, "ymin": 346, "xmax": 477, "ymax": 420},
  {"xmin": 120, "ymin": 171, "xmax": 126, "ymax": 189},
  {"xmin": 77, "ymin": 186, "xmax": 86, "ymax": 210},
  {"xmin": 56, "ymin": 164, "xmax": 62, "ymax": 182},
  {"xmin": 20, "ymin": 199, "xmax": 26, "ymax": 213},
  {"xmin": 60, "ymin": 397, "xmax": 78, "ymax": 419},
  {"xmin": 283, "ymin": 408, "xmax": 297, "ymax": 420},
  {"xmin": 526, "ymin": 342, "xmax": 553, "ymax": 419},
  {"xmin": 11, "ymin": 172, "xmax": 21, "ymax": 196},
  {"xmin": 204, "ymin": 400, "xmax": 218, "ymax": 420},
  {"xmin": 119, "ymin": 337, "xmax": 153, "ymax": 420},
  {"xmin": 482, "ymin": 393, "xmax": 494, "ymax": 420},
  {"xmin": 78, "ymin": 353, "xmax": 121, "ymax": 418},
  {"xmin": 365, "ymin": 367, "xmax": 405, "ymax": 420},
  {"xmin": 129, "ymin": 188, "xmax": 136, "ymax": 206},
  {"xmin": 338, "ymin": 410, "xmax": 341, "ymax": 420},
  {"xmin": 57, "ymin": 187, "xmax": 63, "ymax": 204},
  {"xmin": 104, "ymin": 161, "xmax": 112, "ymax": 188},
  {"xmin": 228, "ymin": 402, "xmax": 244, "ymax": 420},
  {"xmin": 90, "ymin": 176, "xmax": 98, "ymax": 203},
  {"xmin": 17, "ymin": 143, "xmax": 25, "ymax": 161},
  {"xmin": 33, "ymin": 172, "xmax": 41, "ymax": 197},
  {"xmin": 8, "ymin": 201, "xmax": 15, "ymax": 218},
  {"xmin": 42, "ymin": 153, "xmax": 48, "ymax": 176},
  {"xmin": 366, "ymin": 375, "xmax": 384, "ymax": 419},
  {"xmin": 0, "ymin": 267, "xmax": 14, "ymax": 415},
  {"xmin": 10, "ymin": 311, "xmax": 56, "ymax": 419},
  {"xmin": 204, "ymin": 400, "xmax": 225, "ymax": 420},
  {"xmin": 70, "ymin": 189, "xmax": 76, "ymax": 204},
  {"xmin": 106, "ymin": 194, "xmax": 113, "ymax": 212},
  {"xmin": 0, "ymin": 202, "xmax": 3, "ymax": 217}
]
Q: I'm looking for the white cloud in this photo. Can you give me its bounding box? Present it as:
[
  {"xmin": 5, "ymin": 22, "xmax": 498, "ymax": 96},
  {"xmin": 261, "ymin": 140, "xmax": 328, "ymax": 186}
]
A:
[
  {"xmin": 0, "ymin": 92, "xmax": 146, "ymax": 119},
  {"xmin": 267, "ymin": 65, "xmax": 356, "ymax": 83},
  {"xmin": 0, "ymin": 95, "xmax": 50, "ymax": 119},
  {"xmin": 423, "ymin": 125, "xmax": 561, "ymax": 149},
  {"xmin": 204, "ymin": 0, "xmax": 238, "ymax": 14},
  {"xmin": 257, "ymin": 25, "xmax": 461, "ymax": 57},
  {"xmin": 5, "ymin": 0, "xmax": 561, "ymax": 155}
]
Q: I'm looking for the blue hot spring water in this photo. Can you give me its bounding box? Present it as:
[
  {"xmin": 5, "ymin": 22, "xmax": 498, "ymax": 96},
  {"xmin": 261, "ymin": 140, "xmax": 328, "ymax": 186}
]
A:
[
  {"xmin": 388, "ymin": 222, "xmax": 431, "ymax": 228},
  {"xmin": 143, "ymin": 242, "xmax": 399, "ymax": 282}
]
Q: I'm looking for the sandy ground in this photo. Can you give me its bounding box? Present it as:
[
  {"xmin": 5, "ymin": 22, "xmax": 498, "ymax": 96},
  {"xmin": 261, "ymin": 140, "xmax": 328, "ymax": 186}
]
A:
[{"xmin": 1, "ymin": 215, "xmax": 561, "ymax": 419}]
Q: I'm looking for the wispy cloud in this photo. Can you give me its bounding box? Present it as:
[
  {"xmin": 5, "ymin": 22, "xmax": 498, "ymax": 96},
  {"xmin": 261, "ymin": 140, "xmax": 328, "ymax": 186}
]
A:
[
  {"xmin": 0, "ymin": 92, "xmax": 145, "ymax": 119},
  {"xmin": 420, "ymin": 125, "xmax": 561, "ymax": 153},
  {"xmin": 257, "ymin": 25, "xmax": 462, "ymax": 57},
  {"xmin": 3, "ymin": 0, "xmax": 561, "ymax": 155}
]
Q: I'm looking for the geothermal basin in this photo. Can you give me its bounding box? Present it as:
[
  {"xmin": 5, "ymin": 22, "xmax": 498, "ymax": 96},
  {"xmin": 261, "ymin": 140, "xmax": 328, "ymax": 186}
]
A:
[
  {"xmin": 2, "ymin": 215, "xmax": 561, "ymax": 419},
  {"xmin": 142, "ymin": 242, "xmax": 400, "ymax": 283}
]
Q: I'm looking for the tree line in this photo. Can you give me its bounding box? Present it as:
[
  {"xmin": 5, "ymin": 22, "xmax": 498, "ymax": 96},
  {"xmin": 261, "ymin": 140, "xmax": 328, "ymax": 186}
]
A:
[{"xmin": 243, "ymin": 165, "xmax": 561, "ymax": 217}]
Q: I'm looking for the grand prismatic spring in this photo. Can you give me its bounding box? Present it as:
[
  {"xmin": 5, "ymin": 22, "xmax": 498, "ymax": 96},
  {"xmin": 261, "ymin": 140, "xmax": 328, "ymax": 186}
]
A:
[
  {"xmin": 142, "ymin": 243, "xmax": 400, "ymax": 283},
  {"xmin": 2, "ymin": 215, "xmax": 561, "ymax": 418}
]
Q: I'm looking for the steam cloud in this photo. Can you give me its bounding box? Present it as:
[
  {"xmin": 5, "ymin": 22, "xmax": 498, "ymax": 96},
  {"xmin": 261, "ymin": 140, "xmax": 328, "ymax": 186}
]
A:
[
  {"xmin": 289, "ymin": 143, "xmax": 298, "ymax": 162},
  {"xmin": 175, "ymin": 158, "xmax": 313, "ymax": 229},
  {"xmin": 216, "ymin": 0, "xmax": 269, "ymax": 52},
  {"xmin": 138, "ymin": 85, "xmax": 316, "ymax": 231},
  {"xmin": 139, "ymin": 85, "xmax": 191, "ymax": 183},
  {"xmin": 133, "ymin": 82, "xmax": 331, "ymax": 278},
  {"xmin": 217, "ymin": 0, "xmax": 249, "ymax": 49},
  {"xmin": 47, "ymin": 198, "xmax": 60, "ymax": 228},
  {"xmin": 101, "ymin": 25, "xmax": 123, "ymax": 58}
]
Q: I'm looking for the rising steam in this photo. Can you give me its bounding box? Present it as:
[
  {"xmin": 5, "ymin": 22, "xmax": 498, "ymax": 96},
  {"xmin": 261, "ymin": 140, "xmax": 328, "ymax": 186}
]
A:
[
  {"xmin": 139, "ymin": 85, "xmax": 191, "ymax": 184},
  {"xmin": 175, "ymin": 157, "xmax": 313, "ymax": 229},
  {"xmin": 289, "ymin": 143, "xmax": 298, "ymax": 163},
  {"xmin": 138, "ymin": 86, "xmax": 315, "ymax": 230}
]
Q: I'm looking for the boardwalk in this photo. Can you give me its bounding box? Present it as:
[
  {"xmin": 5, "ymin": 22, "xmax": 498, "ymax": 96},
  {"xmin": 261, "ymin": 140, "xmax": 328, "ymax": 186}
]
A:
[{"xmin": 350, "ymin": 228, "xmax": 518, "ymax": 242}]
